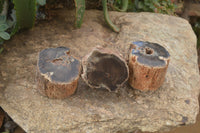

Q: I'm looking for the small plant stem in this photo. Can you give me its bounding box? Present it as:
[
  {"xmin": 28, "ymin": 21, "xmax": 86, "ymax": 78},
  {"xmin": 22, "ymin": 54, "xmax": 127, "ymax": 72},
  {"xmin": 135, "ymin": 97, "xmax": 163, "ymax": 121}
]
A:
[{"xmin": 102, "ymin": 0, "xmax": 120, "ymax": 32}]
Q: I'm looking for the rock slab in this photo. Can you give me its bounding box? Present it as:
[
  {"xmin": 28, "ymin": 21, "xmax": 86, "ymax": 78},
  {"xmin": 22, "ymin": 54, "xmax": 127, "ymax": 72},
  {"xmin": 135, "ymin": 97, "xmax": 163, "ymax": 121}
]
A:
[{"xmin": 0, "ymin": 10, "xmax": 200, "ymax": 132}]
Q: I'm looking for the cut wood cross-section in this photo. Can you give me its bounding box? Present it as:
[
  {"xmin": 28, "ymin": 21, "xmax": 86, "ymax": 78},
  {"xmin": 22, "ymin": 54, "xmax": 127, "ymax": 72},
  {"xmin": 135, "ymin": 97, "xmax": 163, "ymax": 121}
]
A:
[
  {"xmin": 37, "ymin": 47, "xmax": 81, "ymax": 99},
  {"xmin": 82, "ymin": 46, "xmax": 129, "ymax": 92},
  {"xmin": 128, "ymin": 41, "xmax": 170, "ymax": 91}
]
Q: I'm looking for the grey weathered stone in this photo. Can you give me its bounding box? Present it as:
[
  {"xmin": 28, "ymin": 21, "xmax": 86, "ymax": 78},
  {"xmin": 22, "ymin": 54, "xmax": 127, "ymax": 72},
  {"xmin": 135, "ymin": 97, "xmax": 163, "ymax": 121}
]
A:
[{"xmin": 0, "ymin": 10, "xmax": 200, "ymax": 133}]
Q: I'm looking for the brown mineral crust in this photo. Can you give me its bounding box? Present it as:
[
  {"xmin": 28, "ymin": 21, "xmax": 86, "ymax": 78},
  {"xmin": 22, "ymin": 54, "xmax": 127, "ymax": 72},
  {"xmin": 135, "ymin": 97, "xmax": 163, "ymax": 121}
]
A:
[
  {"xmin": 129, "ymin": 56, "xmax": 169, "ymax": 91},
  {"xmin": 37, "ymin": 68, "xmax": 79, "ymax": 99},
  {"xmin": 82, "ymin": 46, "xmax": 129, "ymax": 92},
  {"xmin": 36, "ymin": 47, "xmax": 81, "ymax": 99},
  {"xmin": 128, "ymin": 42, "xmax": 170, "ymax": 91}
]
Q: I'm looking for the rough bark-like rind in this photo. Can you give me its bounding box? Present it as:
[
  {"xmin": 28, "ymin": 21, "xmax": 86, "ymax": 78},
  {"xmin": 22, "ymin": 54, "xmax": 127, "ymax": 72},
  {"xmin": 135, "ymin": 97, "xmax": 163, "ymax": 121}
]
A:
[
  {"xmin": 128, "ymin": 42, "xmax": 170, "ymax": 91},
  {"xmin": 37, "ymin": 67, "xmax": 79, "ymax": 99},
  {"xmin": 129, "ymin": 56, "xmax": 169, "ymax": 91},
  {"xmin": 37, "ymin": 47, "xmax": 81, "ymax": 98},
  {"xmin": 82, "ymin": 46, "xmax": 129, "ymax": 91},
  {"xmin": 0, "ymin": 10, "xmax": 199, "ymax": 133}
]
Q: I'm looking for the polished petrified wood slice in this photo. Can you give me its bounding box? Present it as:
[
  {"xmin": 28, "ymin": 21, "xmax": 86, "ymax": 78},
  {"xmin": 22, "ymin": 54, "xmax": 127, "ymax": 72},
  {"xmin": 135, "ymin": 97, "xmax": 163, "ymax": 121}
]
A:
[
  {"xmin": 37, "ymin": 47, "xmax": 81, "ymax": 99},
  {"xmin": 128, "ymin": 41, "xmax": 170, "ymax": 91},
  {"xmin": 82, "ymin": 46, "xmax": 129, "ymax": 92}
]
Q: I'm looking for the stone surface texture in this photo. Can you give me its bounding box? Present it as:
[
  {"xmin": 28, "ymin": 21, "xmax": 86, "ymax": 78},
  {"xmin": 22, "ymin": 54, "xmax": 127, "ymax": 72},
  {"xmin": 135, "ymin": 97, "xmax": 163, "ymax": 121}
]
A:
[{"xmin": 0, "ymin": 10, "xmax": 200, "ymax": 133}]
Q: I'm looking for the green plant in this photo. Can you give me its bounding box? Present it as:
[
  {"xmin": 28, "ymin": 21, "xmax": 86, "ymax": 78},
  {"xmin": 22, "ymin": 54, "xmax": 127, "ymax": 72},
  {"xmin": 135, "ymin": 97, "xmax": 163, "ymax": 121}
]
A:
[
  {"xmin": 0, "ymin": 15, "xmax": 10, "ymax": 53},
  {"xmin": 112, "ymin": 0, "xmax": 129, "ymax": 12},
  {"xmin": 0, "ymin": 0, "xmax": 86, "ymax": 53},
  {"xmin": 103, "ymin": 0, "xmax": 176, "ymax": 32},
  {"xmin": 14, "ymin": 0, "xmax": 85, "ymax": 28},
  {"xmin": 13, "ymin": 0, "xmax": 37, "ymax": 29},
  {"xmin": 102, "ymin": 0, "xmax": 130, "ymax": 32},
  {"xmin": 75, "ymin": 0, "xmax": 85, "ymax": 28},
  {"xmin": 129, "ymin": 0, "xmax": 176, "ymax": 15},
  {"xmin": 0, "ymin": 16, "xmax": 10, "ymax": 41},
  {"xmin": 0, "ymin": 0, "xmax": 8, "ymax": 16},
  {"xmin": 0, "ymin": 0, "xmax": 177, "ymax": 46},
  {"xmin": 0, "ymin": 0, "xmax": 5, "ymax": 13},
  {"xmin": 193, "ymin": 20, "xmax": 200, "ymax": 49},
  {"xmin": 0, "ymin": 10, "xmax": 17, "ymax": 53},
  {"xmin": 102, "ymin": 0, "xmax": 120, "ymax": 32},
  {"xmin": 37, "ymin": 0, "xmax": 46, "ymax": 6},
  {"xmin": 0, "ymin": 0, "xmax": 29, "ymax": 48}
]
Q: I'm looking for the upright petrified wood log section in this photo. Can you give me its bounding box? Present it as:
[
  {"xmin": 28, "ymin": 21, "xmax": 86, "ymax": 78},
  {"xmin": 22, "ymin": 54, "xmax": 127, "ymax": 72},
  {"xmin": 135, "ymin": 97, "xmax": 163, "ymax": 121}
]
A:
[
  {"xmin": 37, "ymin": 47, "xmax": 81, "ymax": 99},
  {"xmin": 82, "ymin": 47, "xmax": 129, "ymax": 92},
  {"xmin": 128, "ymin": 41, "xmax": 170, "ymax": 91}
]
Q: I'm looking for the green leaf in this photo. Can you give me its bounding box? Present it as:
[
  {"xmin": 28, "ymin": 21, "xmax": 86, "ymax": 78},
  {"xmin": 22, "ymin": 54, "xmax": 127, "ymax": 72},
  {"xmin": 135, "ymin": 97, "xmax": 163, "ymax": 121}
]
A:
[
  {"xmin": 37, "ymin": 0, "xmax": 46, "ymax": 6},
  {"xmin": 74, "ymin": 0, "xmax": 85, "ymax": 28},
  {"xmin": 0, "ymin": 47, "xmax": 3, "ymax": 53},
  {"xmin": 13, "ymin": 0, "xmax": 36, "ymax": 29},
  {"xmin": 0, "ymin": 23, "xmax": 8, "ymax": 31},
  {"xmin": 0, "ymin": 0, "xmax": 5, "ymax": 13},
  {"xmin": 10, "ymin": 23, "xmax": 19, "ymax": 36},
  {"xmin": 1, "ymin": 132, "xmax": 9, "ymax": 133},
  {"xmin": 138, "ymin": 2, "xmax": 144, "ymax": 9},
  {"xmin": 154, "ymin": 1, "xmax": 160, "ymax": 7},
  {"xmin": 0, "ymin": 31, "xmax": 10, "ymax": 40},
  {"xmin": 152, "ymin": 0, "xmax": 158, "ymax": 3},
  {"xmin": 0, "ymin": 15, "xmax": 6, "ymax": 24},
  {"xmin": 144, "ymin": 0, "xmax": 150, "ymax": 6},
  {"xmin": 113, "ymin": 0, "xmax": 128, "ymax": 12},
  {"xmin": 7, "ymin": 9, "xmax": 17, "ymax": 28},
  {"xmin": 143, "ymin": 6, "xmax": 151, "ymax": 11},
  {"xmin": 161, "ymin": 1, "xmax": 167, "ymax": 6},
  {"xmin": 0, "ymin": 38, "xmax": 4, "ymax": 44},
  {"xmin": 149, "ymin": 3, "xmax": 155, "ymax": 10}
]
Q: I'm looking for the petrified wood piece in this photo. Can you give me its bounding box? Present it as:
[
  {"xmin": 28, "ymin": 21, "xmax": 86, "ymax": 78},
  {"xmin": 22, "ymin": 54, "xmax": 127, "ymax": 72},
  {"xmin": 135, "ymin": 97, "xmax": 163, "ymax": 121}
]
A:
[
  {"xmin": 37, "ymin": 47, "xmax": 81, "ymax": 99},
  {"xmin": 82, "ymin": 46, "xmax": 129, "ymax": 91},
  {"xmin": 128, "ymin": 41, "xmax": 170, "ymax": 91}
]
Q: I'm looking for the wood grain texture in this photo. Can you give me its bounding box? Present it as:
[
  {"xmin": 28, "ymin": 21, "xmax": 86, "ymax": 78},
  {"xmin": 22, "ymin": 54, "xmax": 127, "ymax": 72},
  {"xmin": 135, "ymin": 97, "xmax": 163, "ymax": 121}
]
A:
[
  {"xmin": 128, "ymin": 42, "xmax": 170, "ymax": 91},
  {"xmin": 37, "ymin": 47, "xmax": 81, "ymax": 99}
]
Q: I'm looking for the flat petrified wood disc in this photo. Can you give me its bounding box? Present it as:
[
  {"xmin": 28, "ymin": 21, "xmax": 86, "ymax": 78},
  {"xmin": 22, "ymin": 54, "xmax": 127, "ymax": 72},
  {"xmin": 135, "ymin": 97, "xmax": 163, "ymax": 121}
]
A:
[
  {"xmin": 82, "ymin": 46, "xmax": 129, "ymax": 91},
  {"xmin": 37, "ymin": 47, "xmax": 81, "ymax": 99},
  {"xmin": 128, "ymin": 41, "xmax": 170, "ymax": 91}
]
